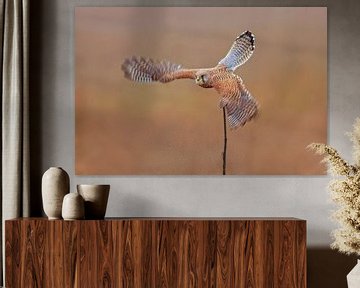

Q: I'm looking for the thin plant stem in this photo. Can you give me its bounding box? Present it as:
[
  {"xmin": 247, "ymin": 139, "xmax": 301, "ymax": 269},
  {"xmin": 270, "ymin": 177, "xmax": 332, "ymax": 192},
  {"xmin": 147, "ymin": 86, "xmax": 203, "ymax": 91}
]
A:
[{"xmin": 222, "ymin": 107, "xmax": 227, "ymax": 175}]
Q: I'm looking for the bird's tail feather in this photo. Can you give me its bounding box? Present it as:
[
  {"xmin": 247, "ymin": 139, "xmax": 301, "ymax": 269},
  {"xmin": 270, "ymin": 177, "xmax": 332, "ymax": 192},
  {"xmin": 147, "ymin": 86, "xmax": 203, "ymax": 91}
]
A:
[{"xmin": 121, "ymin": 57, "xmax": 182, "ymax": 83}]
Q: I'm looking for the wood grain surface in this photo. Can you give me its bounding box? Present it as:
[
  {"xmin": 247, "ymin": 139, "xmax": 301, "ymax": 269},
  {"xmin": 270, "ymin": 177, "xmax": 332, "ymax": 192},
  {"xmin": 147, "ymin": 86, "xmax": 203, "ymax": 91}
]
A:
[{"xmin": 5, "ymin": 218, "xmax": 306, "ymax": 287}]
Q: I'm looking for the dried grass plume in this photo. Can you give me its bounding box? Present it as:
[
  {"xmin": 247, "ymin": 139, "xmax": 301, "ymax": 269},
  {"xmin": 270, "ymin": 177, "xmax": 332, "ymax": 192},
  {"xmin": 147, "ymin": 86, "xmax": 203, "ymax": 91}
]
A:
[{"xmin": 308, "ymin": 118, "xmax": 360, "ymax": 256}]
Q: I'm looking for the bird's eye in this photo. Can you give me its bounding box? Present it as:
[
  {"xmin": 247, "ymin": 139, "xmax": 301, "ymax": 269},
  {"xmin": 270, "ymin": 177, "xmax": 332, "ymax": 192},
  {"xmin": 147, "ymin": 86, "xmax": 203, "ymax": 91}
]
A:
[{"xmin": 201, "ymin": 75, "xmax": 206, "ymax": 82}]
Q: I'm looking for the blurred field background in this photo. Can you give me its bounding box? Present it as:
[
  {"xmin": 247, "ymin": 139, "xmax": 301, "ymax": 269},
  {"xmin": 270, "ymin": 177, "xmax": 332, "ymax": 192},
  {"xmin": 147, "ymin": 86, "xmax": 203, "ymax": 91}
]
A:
[{"xmin": 75, "ymin": 7, "xmax": 327, "ymax": 175}]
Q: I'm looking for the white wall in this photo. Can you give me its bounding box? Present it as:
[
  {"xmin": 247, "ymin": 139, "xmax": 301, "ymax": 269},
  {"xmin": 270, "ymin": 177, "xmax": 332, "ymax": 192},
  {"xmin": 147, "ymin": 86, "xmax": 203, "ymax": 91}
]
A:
[{"xmin": 31, "ymin": 0, "xmax": 360, "ymax": 247}]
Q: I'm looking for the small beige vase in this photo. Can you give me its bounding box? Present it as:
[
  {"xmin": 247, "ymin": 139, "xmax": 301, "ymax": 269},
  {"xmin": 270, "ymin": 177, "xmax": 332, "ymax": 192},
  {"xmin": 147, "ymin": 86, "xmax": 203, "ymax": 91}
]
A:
[
  {"xmin": 77, "ymin": 184, "xmax": 110, "ymax": 219},
  {"xmin": 42, "ymin": 167, "xmax": 70, "ymax": 219},
  {"xmin": 62, "ymin": 192, "xmax": 85, "ymax": 220}
]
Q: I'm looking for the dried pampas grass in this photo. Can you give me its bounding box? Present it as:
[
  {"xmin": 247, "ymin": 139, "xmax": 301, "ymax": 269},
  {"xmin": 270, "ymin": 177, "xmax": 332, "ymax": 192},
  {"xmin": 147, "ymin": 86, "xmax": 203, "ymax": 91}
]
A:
[{"xmin": 308, "ymin": 118, "xmax": 360, "ymax": 256}]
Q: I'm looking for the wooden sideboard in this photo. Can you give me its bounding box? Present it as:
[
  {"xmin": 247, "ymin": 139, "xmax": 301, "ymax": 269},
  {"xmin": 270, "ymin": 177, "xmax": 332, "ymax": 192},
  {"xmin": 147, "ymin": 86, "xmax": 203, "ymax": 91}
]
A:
[{"xmin": 5, "ymin": 218, "xmax": 306, "ymax": 287}]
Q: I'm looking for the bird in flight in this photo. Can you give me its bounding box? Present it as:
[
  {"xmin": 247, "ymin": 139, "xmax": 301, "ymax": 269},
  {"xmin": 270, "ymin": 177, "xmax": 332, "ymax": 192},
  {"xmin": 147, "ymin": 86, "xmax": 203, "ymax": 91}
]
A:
[{"xmin": 121, "ymin": 31, "xmax": 258, "ymax": 129}]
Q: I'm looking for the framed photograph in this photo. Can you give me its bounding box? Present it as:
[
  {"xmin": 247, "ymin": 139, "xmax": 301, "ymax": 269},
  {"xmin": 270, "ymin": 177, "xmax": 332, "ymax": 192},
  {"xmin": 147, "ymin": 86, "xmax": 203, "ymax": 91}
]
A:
[{"xmin": 75, "ymin": 7, "xmax": 327, "ymax": 175}]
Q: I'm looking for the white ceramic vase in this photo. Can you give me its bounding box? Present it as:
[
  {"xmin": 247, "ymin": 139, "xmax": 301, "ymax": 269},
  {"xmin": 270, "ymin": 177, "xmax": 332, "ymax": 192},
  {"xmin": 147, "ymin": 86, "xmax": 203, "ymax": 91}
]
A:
[
  {"xmin": 62, "ymin": 192, "xmax": 85, "ymax": 220},
  {"xmin": 42, "ymin": 167, "xmax": 70, "ymax": 219},
  {"xmin": 77, "ymin": 184, "xmax": 110, "ymax": 219},
  {"xmin": 347, "ymin": 260, "xmax": 360, "ymax": 288}
]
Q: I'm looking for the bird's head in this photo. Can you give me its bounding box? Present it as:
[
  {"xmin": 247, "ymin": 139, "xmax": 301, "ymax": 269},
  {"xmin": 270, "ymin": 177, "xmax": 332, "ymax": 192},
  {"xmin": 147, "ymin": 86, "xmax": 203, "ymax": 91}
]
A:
[{"xmin": 195, "ymin": 71, "xmax": 210, "ymax": 87}]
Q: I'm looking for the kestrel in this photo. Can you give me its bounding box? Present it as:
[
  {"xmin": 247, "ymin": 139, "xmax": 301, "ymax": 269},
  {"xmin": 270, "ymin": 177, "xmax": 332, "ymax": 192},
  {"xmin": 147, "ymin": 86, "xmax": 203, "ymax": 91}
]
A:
[{"xmin": 121, "ymin": 31, "xmax": 258, "ymax": 128}]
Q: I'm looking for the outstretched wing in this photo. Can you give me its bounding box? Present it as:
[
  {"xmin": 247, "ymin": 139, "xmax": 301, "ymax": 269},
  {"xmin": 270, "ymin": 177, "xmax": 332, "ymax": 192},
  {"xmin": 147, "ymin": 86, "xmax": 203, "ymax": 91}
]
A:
[
  {"xmin": 218, "ymin": 31, "xmax": 255, "ymax": 72},
  {"xmin": 122, "ymin": 57, "xmax": 196, "ymax": 83},
  {"xmin": 214, "ymin": 74, "xmax": 258, "ymax": 128}
]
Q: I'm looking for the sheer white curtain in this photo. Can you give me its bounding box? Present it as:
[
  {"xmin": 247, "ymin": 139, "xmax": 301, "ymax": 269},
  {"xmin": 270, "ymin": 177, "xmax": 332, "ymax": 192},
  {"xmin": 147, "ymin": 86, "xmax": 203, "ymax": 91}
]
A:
[{"xmin": 0, "ymin": 0, "xmax": 29, "ymax": 284}]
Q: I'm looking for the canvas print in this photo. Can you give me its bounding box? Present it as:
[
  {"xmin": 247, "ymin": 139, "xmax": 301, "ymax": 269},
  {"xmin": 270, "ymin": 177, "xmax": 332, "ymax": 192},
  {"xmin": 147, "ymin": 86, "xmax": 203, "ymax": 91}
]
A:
[{"xmin": 75, "ymin": 7, "xmax": 327, "ymax": 175}]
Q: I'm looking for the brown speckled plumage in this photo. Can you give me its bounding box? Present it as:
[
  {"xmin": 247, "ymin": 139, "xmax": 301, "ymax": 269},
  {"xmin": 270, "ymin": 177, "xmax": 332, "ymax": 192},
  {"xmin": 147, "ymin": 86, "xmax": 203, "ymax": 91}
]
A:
[{"xmin": 121, "ymin": 31, "xmax": 258, "ymax": 129}]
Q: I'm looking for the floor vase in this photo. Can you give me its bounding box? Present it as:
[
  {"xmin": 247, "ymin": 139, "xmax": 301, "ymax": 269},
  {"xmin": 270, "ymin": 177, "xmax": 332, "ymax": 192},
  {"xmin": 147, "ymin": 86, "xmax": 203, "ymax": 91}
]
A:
[{"xmin": 347, "ymin": 260, "xmax": 360, "ymax": 288}]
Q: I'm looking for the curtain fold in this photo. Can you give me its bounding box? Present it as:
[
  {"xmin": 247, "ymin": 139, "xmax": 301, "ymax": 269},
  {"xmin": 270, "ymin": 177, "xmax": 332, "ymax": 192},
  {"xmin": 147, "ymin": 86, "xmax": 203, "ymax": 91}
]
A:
[{"xmin": 0, "ymin": 0, "xmax": 29, "ymax": 284}]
